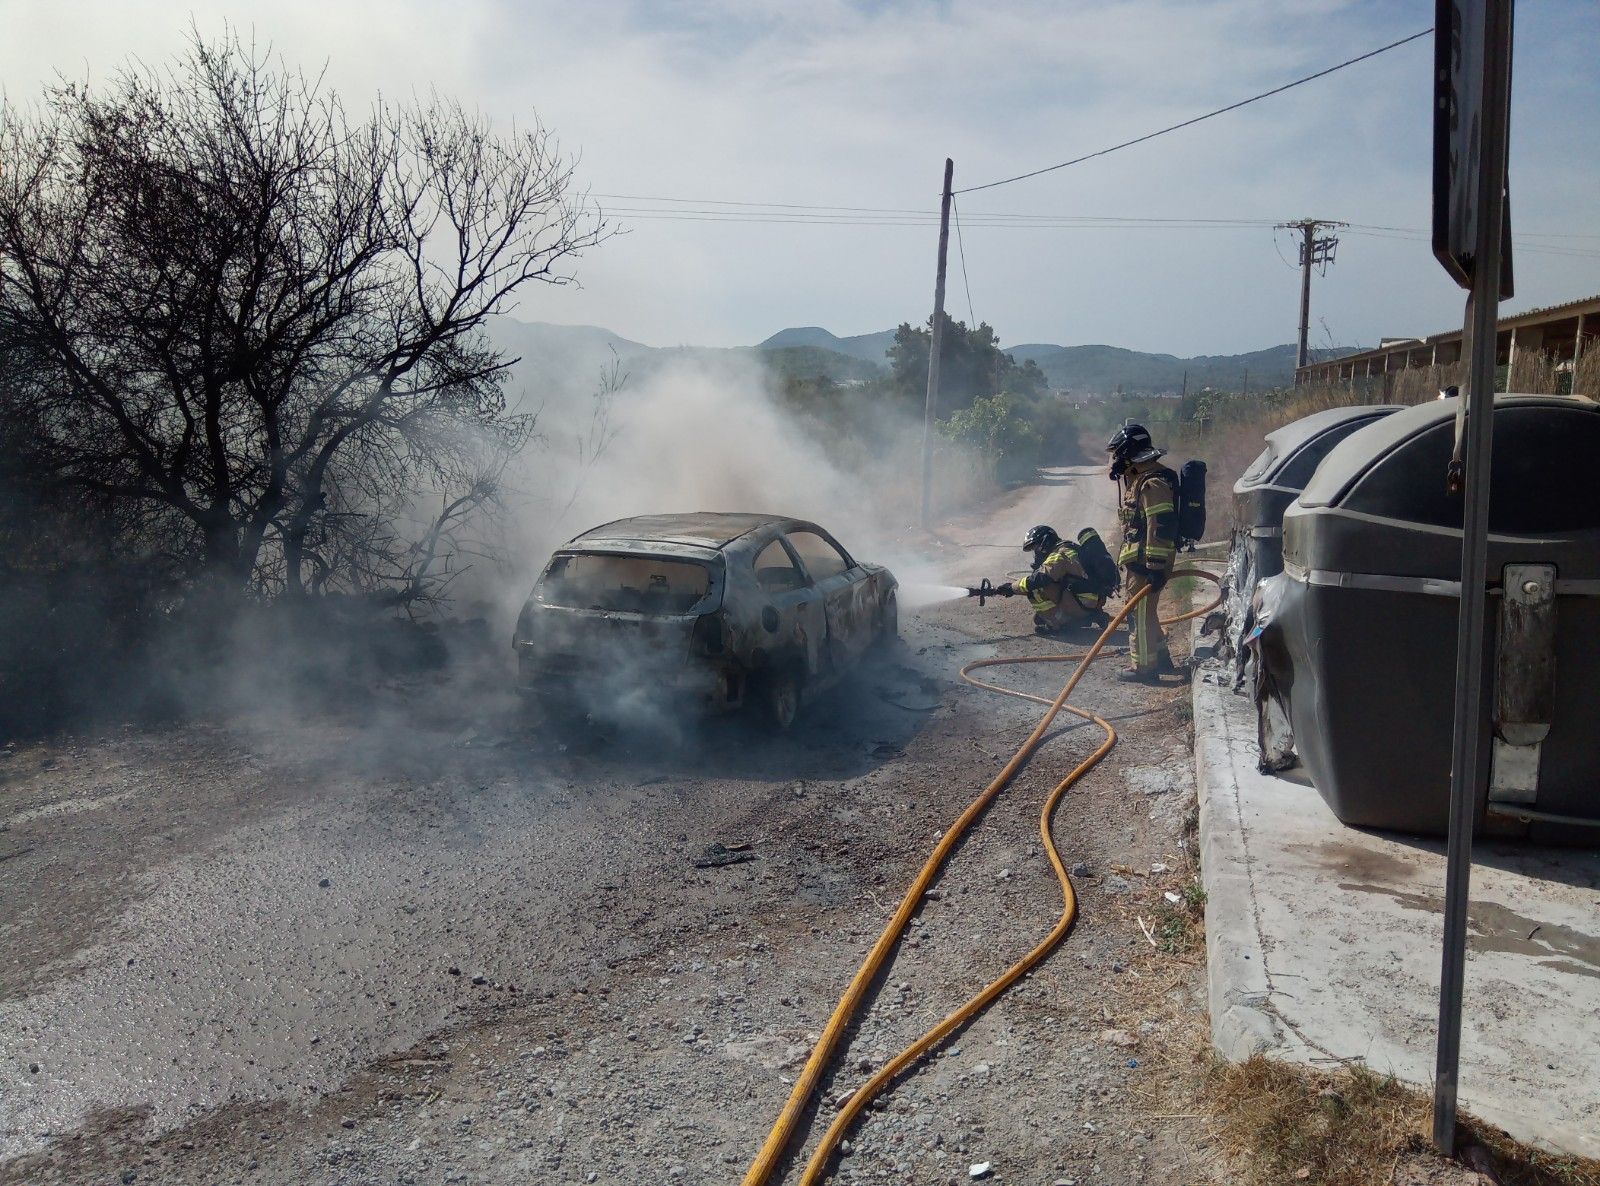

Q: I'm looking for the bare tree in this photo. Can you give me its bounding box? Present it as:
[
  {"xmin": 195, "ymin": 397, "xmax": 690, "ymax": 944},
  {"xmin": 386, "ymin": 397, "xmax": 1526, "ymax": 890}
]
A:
[{"xmin": 0, "ymin": 29, "xmax": 607, "ymax": 599}]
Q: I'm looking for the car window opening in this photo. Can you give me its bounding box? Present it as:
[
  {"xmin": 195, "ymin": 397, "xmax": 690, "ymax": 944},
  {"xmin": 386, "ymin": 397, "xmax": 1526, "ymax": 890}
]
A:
[
  {"xmin": 539, "ymin": 553, "xmax": 711, "ymax": 614},
  {"xmin": 784, "ymin": 530, "xmax": 851, "ymax": 581},
  {"xmin": 754, "ymin": 538, "xmax": 806, "ymax": 592}
]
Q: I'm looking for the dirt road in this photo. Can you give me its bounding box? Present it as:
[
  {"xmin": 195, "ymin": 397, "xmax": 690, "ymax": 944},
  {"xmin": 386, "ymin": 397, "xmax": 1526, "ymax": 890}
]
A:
[{"xmin": 1, "ymin": 467, "xmax": 1216, "ymax": 1185}]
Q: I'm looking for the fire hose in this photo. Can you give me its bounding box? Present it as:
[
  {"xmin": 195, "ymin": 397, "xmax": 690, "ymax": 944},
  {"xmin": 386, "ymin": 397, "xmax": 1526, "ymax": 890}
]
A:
[{"xmin": 741, "ymin": 566, "xmax": 1224, "ymax": 1186}]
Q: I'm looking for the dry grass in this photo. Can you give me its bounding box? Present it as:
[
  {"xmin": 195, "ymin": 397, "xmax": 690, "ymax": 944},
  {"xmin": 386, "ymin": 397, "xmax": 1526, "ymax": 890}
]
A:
[
  {"xmin": 1573, "ymin": 348, "xmax": 1600, "ymax": 400},
  {"xmin": 1149, "ymin": 879, "xmax": 1205, "ymax": 955},
  {"xmin": 1209, "ymin": 1056, "xmax": 1600, "ymax": 1186},
  {"xmin": 1509, "ymin": 349, "xmax": 1564, "ymax": 395},
  {"xmin": 1165, "ymin": 362, "xmax": 1469, "ymax": 540}
]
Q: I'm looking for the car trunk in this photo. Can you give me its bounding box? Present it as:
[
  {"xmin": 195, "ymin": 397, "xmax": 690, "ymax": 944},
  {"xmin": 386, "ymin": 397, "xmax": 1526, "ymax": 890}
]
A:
[{"xmin": 520, "ymin": 551, "xmax": 723, "ymax": 676}]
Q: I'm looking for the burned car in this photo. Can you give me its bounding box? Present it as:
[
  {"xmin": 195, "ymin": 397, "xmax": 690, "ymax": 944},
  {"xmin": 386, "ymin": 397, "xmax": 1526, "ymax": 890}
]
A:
[{"xmin": 513, "ymin": 513, "xmax": 898, "ymax": 727}]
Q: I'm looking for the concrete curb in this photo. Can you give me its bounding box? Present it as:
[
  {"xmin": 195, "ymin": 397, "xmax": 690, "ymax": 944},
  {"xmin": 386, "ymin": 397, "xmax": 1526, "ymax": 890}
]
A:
[
  {"xmin": 1192, "ymin": 663, "xmax": 1283, "ymax": 1060},
  {"xmin": 1189, "ymin": 656, "xmax": 1600, "ymax": 1159}
]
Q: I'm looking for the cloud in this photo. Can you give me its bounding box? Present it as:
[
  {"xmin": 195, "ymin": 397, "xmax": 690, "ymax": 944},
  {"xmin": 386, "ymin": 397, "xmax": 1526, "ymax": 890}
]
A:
[{"xmin": 3, "ymin": 0, "xmax": 1595, "ymax": 354}]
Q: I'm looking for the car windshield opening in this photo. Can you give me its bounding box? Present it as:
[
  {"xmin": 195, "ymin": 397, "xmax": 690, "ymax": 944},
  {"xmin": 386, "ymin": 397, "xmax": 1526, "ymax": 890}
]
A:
[{"xmin": 538, "ymin": 553, "xmax": 712, "ymax": 614}]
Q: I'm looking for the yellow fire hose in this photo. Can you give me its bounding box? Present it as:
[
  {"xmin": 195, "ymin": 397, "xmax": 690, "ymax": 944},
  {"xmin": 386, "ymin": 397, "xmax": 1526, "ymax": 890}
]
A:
[{"xmin": 742, "ymin": 567, "xmax": 1224, "ymax": 1186}]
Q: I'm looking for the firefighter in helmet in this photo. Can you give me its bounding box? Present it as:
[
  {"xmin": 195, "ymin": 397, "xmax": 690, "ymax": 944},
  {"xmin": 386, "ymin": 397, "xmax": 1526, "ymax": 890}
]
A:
[
  {"xmin": 992, "ymin": 525, "xmax": 1108, "ymax": 635},
  {"xmin": 1107, "ymin": 421, "xmax": 1180, "ymax": 682}
]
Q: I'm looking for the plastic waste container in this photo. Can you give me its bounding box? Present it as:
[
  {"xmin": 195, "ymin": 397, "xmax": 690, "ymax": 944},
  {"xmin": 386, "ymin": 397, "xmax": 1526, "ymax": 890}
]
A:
[
  {"xmin": 1227, "ymin": 406, "xmax": 1401, "ymax": 674},
  {"xmin": 1232, "ymin": 405, "xmax": 1401, "ymax": 583},
  {"xmin": 1260, "ymin": 394, "xmax": 1600, "ymax": 842}
]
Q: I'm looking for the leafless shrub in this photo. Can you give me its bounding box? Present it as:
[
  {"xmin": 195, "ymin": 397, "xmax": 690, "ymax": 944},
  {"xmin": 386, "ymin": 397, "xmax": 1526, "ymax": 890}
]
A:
[{"xmin": 0, "ymin": 27, "xmax": 608, "ymax": 605}]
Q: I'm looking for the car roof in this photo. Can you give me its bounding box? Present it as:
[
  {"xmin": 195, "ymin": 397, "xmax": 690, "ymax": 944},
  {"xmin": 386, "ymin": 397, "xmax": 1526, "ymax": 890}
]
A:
[{"xmin": 571, "ymin": 512, "xmax": 799, "ymax": 551}]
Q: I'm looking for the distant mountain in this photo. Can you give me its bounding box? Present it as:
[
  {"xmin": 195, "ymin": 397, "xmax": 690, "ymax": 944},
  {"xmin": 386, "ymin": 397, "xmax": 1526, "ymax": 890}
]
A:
[
  {"xmin": 486, "ymin": 317, "xmax": 1352, "ymax": 408},
  {"xmin": 758, "ymin": 326, "xmax": 897, "ymax": 367},
  {"xmin": 1016, "ymin": 342, "xmax": 1315, "ymax": 395},
  {"xmin": 760, "ymin": 326, "xmax": 1347, "ymax": 393},
  {"xmin": 485, "ymin": 318, "xmax": 883, "ymax": 409}
]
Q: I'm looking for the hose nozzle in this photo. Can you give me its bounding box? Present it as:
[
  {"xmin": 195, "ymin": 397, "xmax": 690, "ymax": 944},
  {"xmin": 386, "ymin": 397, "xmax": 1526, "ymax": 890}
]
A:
[{"xmin": 966, "ymin": 578, "xmax": 995, "ymax": 606}]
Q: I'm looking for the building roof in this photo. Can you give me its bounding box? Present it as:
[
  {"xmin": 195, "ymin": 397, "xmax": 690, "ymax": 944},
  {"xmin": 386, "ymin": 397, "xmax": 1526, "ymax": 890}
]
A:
[{"xmin": 1301, "ymin": 292, "xmax": 1600, "ymax": 375}]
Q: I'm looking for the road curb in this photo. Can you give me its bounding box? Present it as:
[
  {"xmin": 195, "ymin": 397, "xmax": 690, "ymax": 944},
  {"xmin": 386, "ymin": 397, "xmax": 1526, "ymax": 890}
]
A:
[{"xmin": 1191, "ymin": 661, "xmax": 1283, "ymax": 1061}]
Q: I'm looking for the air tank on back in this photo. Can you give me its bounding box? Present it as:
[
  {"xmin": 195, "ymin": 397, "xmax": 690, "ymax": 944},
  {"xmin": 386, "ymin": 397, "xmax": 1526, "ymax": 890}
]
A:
[{"xmin": 1258, "ymin": 394, "xmax": 1600, "ymax": 842}]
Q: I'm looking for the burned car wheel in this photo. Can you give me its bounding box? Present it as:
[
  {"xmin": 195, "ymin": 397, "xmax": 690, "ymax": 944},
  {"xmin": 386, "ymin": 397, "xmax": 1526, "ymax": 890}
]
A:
[
  {"xmin": 873, "ymin": 591, "xmax": 899, "ymax": 652},
  {"xmin": 756, "ymin": 667, "xmax": 801, "ymax": 730}
]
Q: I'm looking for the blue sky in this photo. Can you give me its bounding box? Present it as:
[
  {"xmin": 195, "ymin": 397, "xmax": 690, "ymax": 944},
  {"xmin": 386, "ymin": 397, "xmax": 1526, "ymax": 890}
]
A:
[{"xmin": 3, "ymin": 0, "xmax": 1595, "ymax": 354}]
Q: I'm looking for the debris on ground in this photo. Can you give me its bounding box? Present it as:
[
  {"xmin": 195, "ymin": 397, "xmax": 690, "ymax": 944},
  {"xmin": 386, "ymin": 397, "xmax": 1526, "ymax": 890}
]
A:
[{"xmin": 693, "ymin": 842, "xmax": 757, "ymax": 869}]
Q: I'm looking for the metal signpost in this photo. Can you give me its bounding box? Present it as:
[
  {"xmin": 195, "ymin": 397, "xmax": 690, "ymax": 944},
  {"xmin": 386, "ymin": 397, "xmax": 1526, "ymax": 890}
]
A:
[{"xmin": 1429, "ymin": 0, "xmax": 1514, "ymax": 1156}]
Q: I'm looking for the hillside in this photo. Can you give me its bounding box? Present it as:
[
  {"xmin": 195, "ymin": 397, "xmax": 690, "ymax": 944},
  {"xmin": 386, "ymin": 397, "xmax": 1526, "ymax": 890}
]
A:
[
  {"xmin": 758, "ymin": 326, "xmax": 898, "ymax": 367},
  {"xmin": 486, "ymin": 317, "xmax": 1353, "ymax": 407},
  {"xmin": 760, "ymin": 327, "xmax": 1350, "ymax": 393},
  {"xmin": 484, "ymin": 318, "xmax": 882, "ymax": 408},
  {"xmin": 1017, "ymin": 342, "xmax": 1306, "ymax": 394}
]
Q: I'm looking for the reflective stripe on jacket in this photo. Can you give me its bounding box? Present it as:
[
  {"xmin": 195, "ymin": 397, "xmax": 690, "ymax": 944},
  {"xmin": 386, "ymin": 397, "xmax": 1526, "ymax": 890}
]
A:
[
  {"xmin": 1017, "ymin": 544, "xmax": 1102, "ymax": 614},
  {"xmin": 1117, "ymin": 464, "xmax": 1179, "ymax": 572}
]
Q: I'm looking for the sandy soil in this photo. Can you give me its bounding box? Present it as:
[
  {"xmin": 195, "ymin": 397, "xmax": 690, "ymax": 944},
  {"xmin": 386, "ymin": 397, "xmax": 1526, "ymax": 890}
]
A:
[{"xmin": 0, "ymin": 467, "xmax": 1220, "ymax": 1186}]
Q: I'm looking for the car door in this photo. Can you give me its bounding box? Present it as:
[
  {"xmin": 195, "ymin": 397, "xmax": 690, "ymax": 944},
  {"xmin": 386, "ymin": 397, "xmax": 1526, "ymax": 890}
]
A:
[
  {"xmin": 784, "ymin": 528, "xmax": 873, "ymax": 670},
  {"xmin": 750, "ymin": 535, "xmax": 827, "ymax": 676}
]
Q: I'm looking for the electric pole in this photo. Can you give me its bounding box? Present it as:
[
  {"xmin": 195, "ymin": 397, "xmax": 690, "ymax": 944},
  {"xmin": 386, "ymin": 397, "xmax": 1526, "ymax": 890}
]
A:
[
  {"xmin": 920, "ymin": 158, "xmax": 954, "ymax": 530},
  {"xmin": 1278, "ymin": 217, "xmax": 1347, "ymax": 373}
]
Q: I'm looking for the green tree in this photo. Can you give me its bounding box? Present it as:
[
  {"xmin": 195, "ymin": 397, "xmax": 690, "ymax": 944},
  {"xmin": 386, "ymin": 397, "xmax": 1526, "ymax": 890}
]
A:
[
  {"xmin": 938, "ymin": 392, "xmax": 1042, "ymax": 483},
  {"xmin": 887, "ymin": 312, "xmax": 1045, "ymax": 411}
]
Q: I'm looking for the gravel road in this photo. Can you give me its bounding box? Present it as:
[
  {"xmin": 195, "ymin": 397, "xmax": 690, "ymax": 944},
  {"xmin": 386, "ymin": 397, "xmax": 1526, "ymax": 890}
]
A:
[{"xmin": 1, "ymin": 467, "xmax": 1220, "ymax": 1186}]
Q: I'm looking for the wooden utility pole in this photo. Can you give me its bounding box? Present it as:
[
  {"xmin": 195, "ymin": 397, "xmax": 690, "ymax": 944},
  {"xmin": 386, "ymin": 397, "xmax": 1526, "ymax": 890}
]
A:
[
  {"xmin": 919, "ymin": 159, "xmax": 954, "ymax": 530},
  {"xmin": 1279, "ymin": 217, "xmax": 1348, "ymax": 375}
]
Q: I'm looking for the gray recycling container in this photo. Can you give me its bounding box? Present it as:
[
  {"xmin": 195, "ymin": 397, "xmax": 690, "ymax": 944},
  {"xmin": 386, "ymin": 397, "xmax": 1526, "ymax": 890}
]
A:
[
  {"xmin": 1232, "ymin": 405, "xmax": 1401, "ymax": 582},
  {"xmin": 1264, "ymin": 394, "xmax": 1600, "ymax": 842},
  {"xmin": 1226, "ymin": 406, "xmax": 1400, "ymax": 686}
]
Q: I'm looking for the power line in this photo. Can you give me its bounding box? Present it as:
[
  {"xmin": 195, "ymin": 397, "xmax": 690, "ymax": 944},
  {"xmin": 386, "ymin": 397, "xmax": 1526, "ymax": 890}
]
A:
[
  {"xmin": 952, "ymin": 197, "xmax": 977, "ymax": 328},
  {"xmin": 595, "ymin": 192, "xmax": 1280, "ymax": 225},
  {"xmin": 954, "ymin": 28, "xmax": 1432, "ymax": 195},
  {"xmin": 592, "ymin": 195, "xmax": 1599, "ymax": 243},
  {"xmin": 594, "ymin": 205, "xmax": 1600, "ymax": 255},
  {"xmin": 1341, "ymin": 228, "xmax": 1600, "ymax": 259}
]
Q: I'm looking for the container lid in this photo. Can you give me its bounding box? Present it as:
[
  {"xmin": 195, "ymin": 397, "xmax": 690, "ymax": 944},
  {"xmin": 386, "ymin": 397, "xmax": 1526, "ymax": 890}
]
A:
[
  {"xmin": 1298, "ymin": 394, "xmax": 1600, "ymax": 531},
  {"xmin": 1235, "ymin": 405, "xmax": 1401, "ymax": 493}
]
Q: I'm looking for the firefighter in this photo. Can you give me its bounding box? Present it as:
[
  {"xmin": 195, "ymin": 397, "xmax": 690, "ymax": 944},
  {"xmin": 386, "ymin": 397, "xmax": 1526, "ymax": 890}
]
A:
[
  {"xmin": 1106, "ymin": 422, "xmax": 1180, "ymax": 682},
  {"xmin": 992, "ymin": 525, "xmax": 1108, "ymax": 635}
]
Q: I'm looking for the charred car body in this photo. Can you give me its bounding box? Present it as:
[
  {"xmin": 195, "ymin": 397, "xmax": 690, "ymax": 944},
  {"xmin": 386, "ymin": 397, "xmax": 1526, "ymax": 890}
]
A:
[{"xmin": 513, "ymin": 513, "xmax": 898, "ymax": 727}]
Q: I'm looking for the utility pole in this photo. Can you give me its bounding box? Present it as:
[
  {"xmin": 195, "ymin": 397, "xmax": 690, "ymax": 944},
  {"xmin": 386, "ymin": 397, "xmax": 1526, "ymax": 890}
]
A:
[
  {"xmin": 1278, "ymin": 218, "xmax": 1348, "ymax": 375},
  {"xmin": 919, "ymin": 158, "xmax": 954, "ymax": 530}
]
